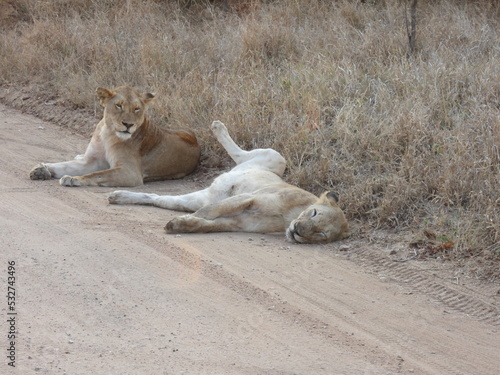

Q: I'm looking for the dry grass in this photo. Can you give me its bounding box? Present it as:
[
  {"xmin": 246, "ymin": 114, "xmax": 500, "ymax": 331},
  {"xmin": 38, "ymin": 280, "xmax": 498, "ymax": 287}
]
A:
[{"xmin": 1, "ymin": 0, "xmax": 498, "ymax": 278}]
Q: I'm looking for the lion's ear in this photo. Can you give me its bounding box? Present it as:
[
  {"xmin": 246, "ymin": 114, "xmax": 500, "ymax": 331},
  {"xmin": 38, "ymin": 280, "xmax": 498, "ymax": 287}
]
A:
[
  {"xmin": 318, "ymin": 191, "xmax": 339, "ymax": 206},
  {"xmin": 326, "ymin": 191, "xmax": 339, "ymax": 203},
  {"xmin": 142, "ymin": 92, "xmax": 155, "ymax": 104},
  {"xmin": 96, "ymin": 87, "xmax": 115, "ymax": 105}
]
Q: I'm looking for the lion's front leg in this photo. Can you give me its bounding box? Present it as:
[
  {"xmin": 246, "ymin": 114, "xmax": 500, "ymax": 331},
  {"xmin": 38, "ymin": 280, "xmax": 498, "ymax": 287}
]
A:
[
  {"xmin": 60, "ymin": 167, "xmax": 143, "ymax": 187},
  {"xmin": 165, "ymin": 195, "xmax": 256, "ymax": 234},
  {"xmin": 165, "ymin": 211, "xmax": 283, "ymax": 235},
  {"xmin": 193, "ymin": 194, "xmax": 254, "ymax": 220},
  {"xmin": 30, "ymin": 159, "xmax": 104, "ymax": 181},
  {"xmin": 165, "ymin": 215, "xmax": 239, "ymax": 234}
]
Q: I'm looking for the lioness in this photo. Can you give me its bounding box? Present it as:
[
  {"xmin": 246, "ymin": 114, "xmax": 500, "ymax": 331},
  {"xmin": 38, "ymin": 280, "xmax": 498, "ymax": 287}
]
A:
[
  {"xmin": 109, "ymin": 121, "xmax": 349, "ymax": 244},
  {"xmin": 29, "ymin": 86, "xmax": 201, "ymax": 187}
]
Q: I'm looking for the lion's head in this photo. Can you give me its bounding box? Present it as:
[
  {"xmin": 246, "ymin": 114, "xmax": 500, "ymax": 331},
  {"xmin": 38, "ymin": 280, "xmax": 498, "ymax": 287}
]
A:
[
  {"xmin": 96, "ymin": 86, "xmax": 155, "ymax": 140},
  {"xmin": 286, "ymin": 191, "xmax": 349, "ymax": 244}
]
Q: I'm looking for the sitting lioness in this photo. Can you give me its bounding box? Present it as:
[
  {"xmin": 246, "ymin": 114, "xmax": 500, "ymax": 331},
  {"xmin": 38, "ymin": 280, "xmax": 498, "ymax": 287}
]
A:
[
  {"xmin": 108, "ymin": 121, "xmax": 349, "ymax": 244},
  {"xmin": 29, "ymin": 86, "xmax": 201, "ymax": 187}
]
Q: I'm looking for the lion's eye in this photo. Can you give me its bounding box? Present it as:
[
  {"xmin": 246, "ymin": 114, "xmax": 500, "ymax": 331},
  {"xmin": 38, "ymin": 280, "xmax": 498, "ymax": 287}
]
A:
[
  {"xmin": 115, "ymin": 104, "xmax": 122, "ymax": 110},
  {"xmin": 311, "ymin": 209, "xmax": 317, "ymax": 217},
  {"xmin": 134, "ymin": 107, "xmax": 141, "ymax": 113}
]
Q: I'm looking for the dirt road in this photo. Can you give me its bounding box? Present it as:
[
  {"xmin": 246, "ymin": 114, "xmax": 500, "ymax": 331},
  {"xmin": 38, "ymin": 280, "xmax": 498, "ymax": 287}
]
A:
[{"xmin": 0, "ymin": 104, "xmax": 498, "ymax": 374}]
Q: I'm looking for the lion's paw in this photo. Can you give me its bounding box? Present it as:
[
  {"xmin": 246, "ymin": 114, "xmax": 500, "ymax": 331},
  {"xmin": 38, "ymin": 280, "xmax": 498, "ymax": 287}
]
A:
[
  {"xmin": 210, "ymin": 120, "xmax": 227, "ymax": 134},
  {"xmin": 165, "ymin": 217, "xmax": 183, "ymax": 233},
  {"xmin": 165, "ymin": 215, "xmax": 196, "ymax": 234},
  {"xmin": 108, "ymin": 190, "xmax": 129, "ymax": 204},
  {"xmin": 29, "ymin": 164, "xmax": 52, "ymax": 180},
  {"xmin": 164, "ymin": 220, "xmax": 176, "ymax": 233},
  {"xmin": 59, "ymin": 175, "xmax": 83, "ymax": 187}
]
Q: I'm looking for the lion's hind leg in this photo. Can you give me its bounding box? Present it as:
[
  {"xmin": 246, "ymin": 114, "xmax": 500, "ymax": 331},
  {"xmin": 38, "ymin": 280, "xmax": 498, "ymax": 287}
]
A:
[
  {"xmin": 211, "ymin": 121, "xmax": 286, "ymax": 175},
  {"xmin": 108, "ymin": 188, "xmax": 210, "ymax": 212},
  {"xmin": 108, "ymin": 191, "xmax": 159, "ymax": 205},
  {"xmin": 210, "ymin": 121, "xmax": 247, "ymax": 163},
  {"xmin": 192, "ymin": 194, "xmax": 254, "ymax": 219}
]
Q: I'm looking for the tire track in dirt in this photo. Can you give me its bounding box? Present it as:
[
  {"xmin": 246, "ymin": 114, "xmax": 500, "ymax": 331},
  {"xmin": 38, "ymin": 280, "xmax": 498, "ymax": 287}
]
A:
[
  {"xmin": 354, "ymin": 247, "xmax": 499, "ymax": 326},
  {"xmin": 271, "ymin": 280, "xmax": 453, "ymax": 375}
]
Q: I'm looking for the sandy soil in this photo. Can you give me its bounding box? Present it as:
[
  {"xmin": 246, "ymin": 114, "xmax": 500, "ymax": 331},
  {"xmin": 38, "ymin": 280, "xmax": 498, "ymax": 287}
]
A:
[{"xmin": 0, "ymin": 103, "xmax": 498, "ymax": 375}]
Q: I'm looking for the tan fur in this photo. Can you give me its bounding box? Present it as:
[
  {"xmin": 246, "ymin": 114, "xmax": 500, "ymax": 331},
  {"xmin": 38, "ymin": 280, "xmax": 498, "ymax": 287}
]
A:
[
  {"xmin": 29, "ymin": 86, "xmax": 200, "ymax": 187},
  {"xmin": 108, "ymin": 121, "xmax": 349, "ymax": 244}
]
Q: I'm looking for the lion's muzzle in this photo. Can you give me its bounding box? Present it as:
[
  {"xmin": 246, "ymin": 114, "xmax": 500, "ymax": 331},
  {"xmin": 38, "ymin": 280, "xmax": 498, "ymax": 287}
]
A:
[{"xmin": 285, "ymin": 221, "xmax": 301, "ymax": 243}]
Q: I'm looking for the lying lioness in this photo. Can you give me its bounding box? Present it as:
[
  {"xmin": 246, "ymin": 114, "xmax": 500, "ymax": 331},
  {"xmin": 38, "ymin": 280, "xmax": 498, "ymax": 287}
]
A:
[
  {"xmin": 109, "ymin": 121, "xmax": 349, "ymax": 244},
  {"xmin": 30, "ymin": 86, "xmax": 200, "ymax": 187}
]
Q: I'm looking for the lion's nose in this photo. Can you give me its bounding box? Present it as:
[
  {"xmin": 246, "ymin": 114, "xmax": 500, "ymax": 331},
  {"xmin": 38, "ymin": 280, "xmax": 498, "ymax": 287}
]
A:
[
  {"xmin": 293, "ymin": 222, "xmax": 301, "ymax": 235},
  {"xmin": 122, "ymin": 122, "xmax": 134, "ymax": 130}
]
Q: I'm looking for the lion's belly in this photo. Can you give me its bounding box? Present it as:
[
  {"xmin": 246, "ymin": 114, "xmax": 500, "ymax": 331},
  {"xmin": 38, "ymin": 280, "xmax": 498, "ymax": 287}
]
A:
[{"xmin": 207, "ymin": 168, "xmax": 283, "ymax": 203}]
